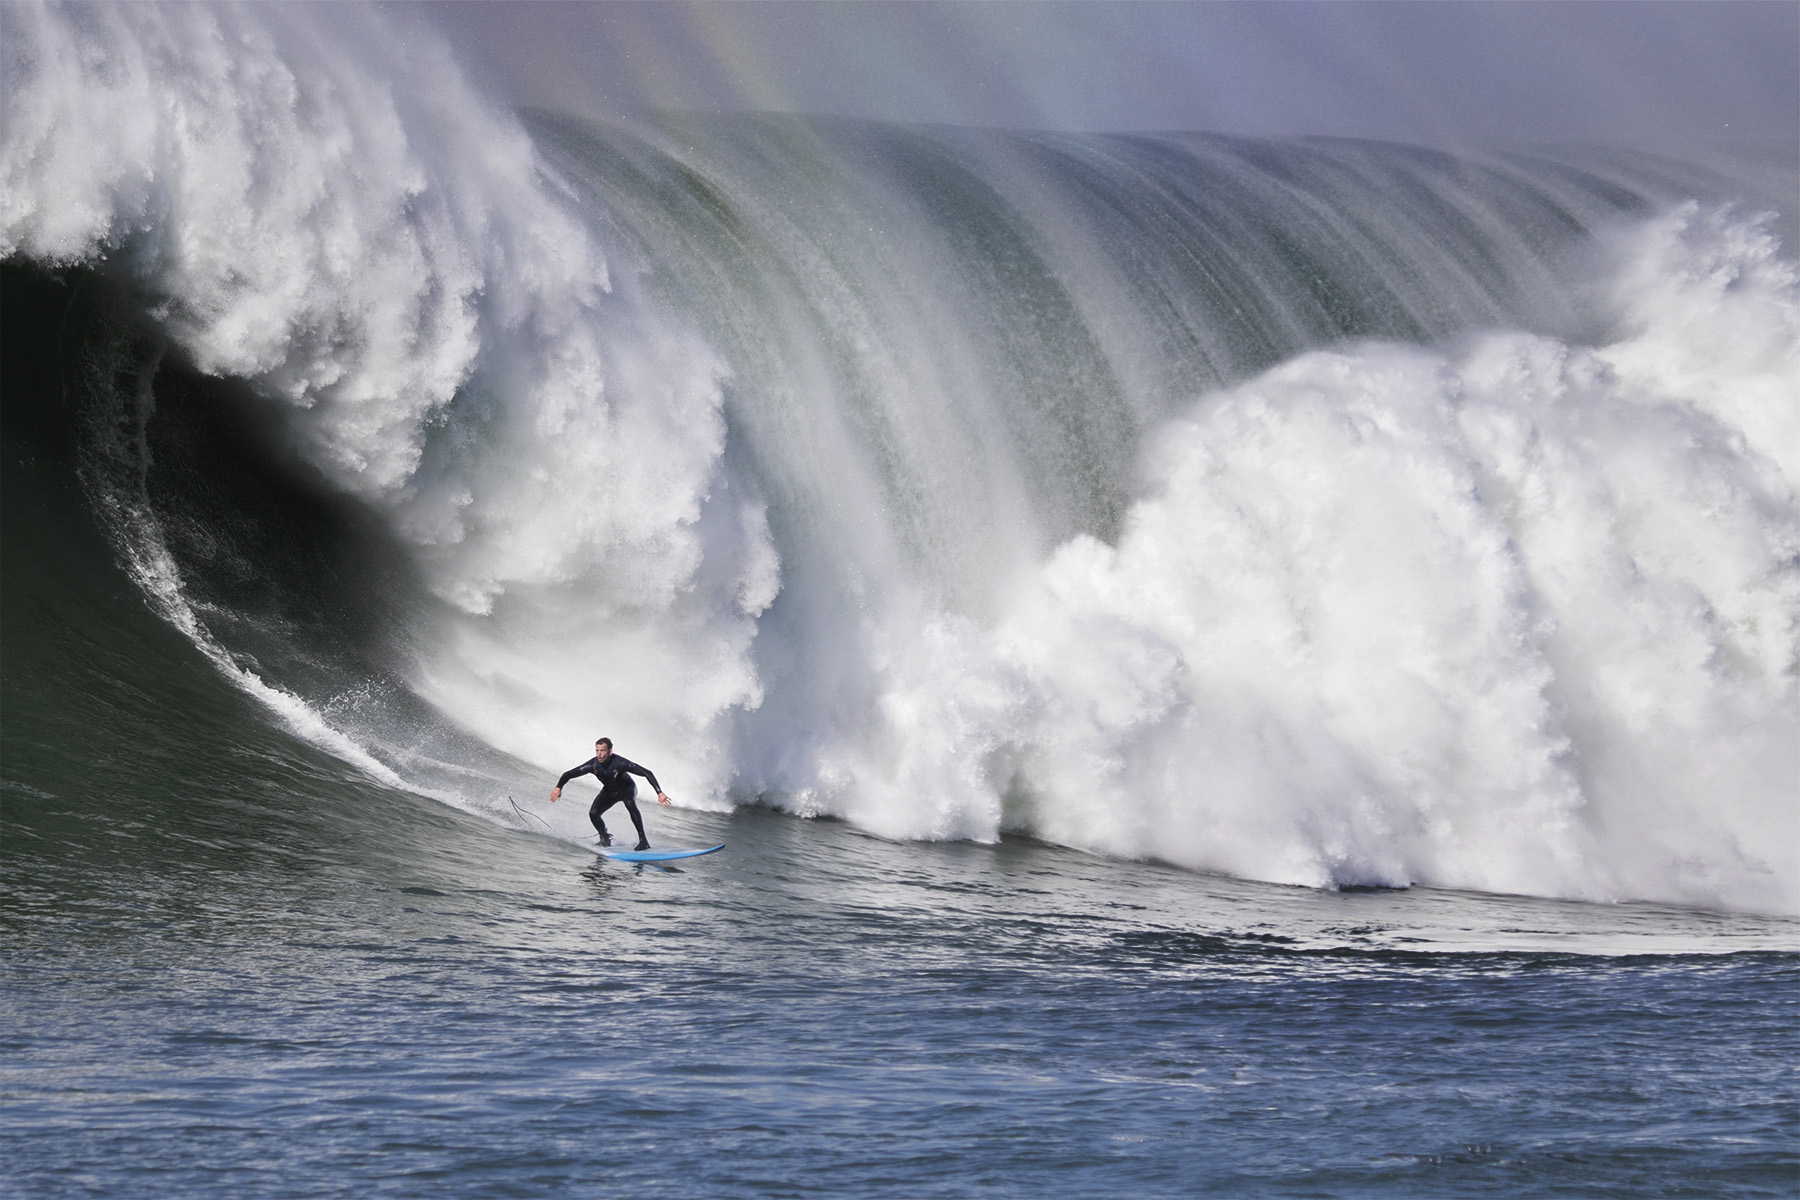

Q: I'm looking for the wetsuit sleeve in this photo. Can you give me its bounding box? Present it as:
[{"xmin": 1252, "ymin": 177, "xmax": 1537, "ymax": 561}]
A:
[
  {"xmin": 557, "ymin": 758, "xmax": 599, "ymax": 789},
  {"xmin": 621, "ymin": 758, "xmax": 662, "ymax": 794}
]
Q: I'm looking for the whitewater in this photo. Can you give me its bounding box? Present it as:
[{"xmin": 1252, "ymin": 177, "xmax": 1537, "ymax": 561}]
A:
[{"xmin": 4, "ymin": 1, "xmax": 1796, "ymax": 916}]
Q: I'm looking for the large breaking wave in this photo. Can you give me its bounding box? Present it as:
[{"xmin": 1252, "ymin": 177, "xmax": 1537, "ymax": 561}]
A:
[{"xmin": 5, "ymin": 2, "xmax": 1795, "ymax": 912}]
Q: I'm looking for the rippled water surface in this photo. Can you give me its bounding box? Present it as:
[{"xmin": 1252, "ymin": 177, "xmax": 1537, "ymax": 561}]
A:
[{"xmin": 6, "ymin": 786, "xmax": 1796, "ymax": 1199}]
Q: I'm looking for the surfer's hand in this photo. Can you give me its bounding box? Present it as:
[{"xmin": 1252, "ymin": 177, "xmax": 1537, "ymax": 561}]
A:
[
  {"xmin": 550, "ymin": 787, "xmax": 561, "ymax": 802},
  {"xmin": 656, "ymin": 791, "xmax": 671, "ymax": 807}
]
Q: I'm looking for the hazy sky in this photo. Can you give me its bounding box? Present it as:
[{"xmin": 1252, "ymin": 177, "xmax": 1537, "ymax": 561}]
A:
[{"xmin": 416, "ymin": 1, "xmax": 1800, "ymax": 148}]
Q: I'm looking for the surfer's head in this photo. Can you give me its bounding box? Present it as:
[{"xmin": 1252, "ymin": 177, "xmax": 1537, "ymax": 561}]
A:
[{"xmin": 595, "ymin": 737, "xmax": 613, "ymax": 760}]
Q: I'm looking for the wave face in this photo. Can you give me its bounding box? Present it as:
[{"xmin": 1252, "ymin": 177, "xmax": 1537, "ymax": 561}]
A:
[{"xmin": 5, "ymin": 3, "xmax": 1796, "ymax": 913}]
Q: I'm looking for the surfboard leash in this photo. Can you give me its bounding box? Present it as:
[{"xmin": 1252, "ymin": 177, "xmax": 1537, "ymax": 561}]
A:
[{"xmin": 508, "ymin": 795, "xmax": 555, "ymax": 832}]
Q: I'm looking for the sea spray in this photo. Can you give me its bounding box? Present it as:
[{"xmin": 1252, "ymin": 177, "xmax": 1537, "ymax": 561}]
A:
[
  {"xmin": 5, "ymin": 2, "xmax": 1794, "ymax": 913},
  {"xmin": 808, "ymin": 205, "xmax": 1797, "ymax": 913},
  {"xmin": 2, "ymin": 2, "xmax": 779, "ymax": 801}
]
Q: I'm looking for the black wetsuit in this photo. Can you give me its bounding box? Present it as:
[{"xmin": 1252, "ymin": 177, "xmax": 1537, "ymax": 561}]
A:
[{"xmin": 557, "ymin": 753, "xmax": 661, "ymax": 847}]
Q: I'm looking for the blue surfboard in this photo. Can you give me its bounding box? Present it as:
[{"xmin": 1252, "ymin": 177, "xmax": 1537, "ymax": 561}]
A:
[{"xmin": 599, "ymin": 844, "xmax": 724, "ymax": 863}]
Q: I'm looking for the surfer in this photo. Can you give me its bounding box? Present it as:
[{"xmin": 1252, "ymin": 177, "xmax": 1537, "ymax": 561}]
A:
[{"xmin": 550, "ymin": 737, "xmax": 671, "ymax": 851}]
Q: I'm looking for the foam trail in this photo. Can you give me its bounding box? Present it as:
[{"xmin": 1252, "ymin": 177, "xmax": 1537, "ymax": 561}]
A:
[{"xmin": 67, "ymin": 331, "xmax": 410, "ymax": 790}]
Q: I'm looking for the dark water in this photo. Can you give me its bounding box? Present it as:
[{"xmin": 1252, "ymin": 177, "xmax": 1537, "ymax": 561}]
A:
[
  {"xmin": 3, "ymin": 387, "xmax": 1796, "ymax": 1197},
  {"xmin": 6, "ymin": 783, "xmax": 1797, "ymax": 1197}
]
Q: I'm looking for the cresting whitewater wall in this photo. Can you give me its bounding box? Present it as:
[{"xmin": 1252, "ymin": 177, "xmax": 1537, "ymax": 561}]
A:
[{"xmin": 4, "ymin": 3, "xmax": 1796, "ymax": 913}]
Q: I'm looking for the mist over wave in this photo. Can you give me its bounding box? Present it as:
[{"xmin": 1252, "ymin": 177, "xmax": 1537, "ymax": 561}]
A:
[{"xmin": 5, "ymin": 2, "xmax": 1795, "ymax": 914}]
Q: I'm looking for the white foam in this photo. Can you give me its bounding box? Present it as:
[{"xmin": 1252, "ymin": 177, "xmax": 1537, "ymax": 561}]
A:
[
  {"xmin": 4, "ymin": 2, "xmax": 781, "ymax": 802},
  {"xmin": 8, "ymin": 3, "xmax": 1793, "ymax": 913},
  {"xmin": 1598, "ymin": 202, "xmax": 1800, "ymax": 488},
  {"xmin": 838, "ymin": 207, "xmax": 1798, "ymax": 913}
]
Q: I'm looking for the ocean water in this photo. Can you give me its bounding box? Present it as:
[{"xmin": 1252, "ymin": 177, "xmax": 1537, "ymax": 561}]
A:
[
  {"xmin": 4, "ymin": 563, "xmax": 1795, "ymax": 1196},
  {"xmin": 3, "ymin": 5, "xmax": 1797, "ymax": 1196}
]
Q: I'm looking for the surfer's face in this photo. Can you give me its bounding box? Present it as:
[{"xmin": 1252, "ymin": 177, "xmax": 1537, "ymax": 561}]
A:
[{"xmin": 595, "ymin": 743, "xmax": 611, "ymax": 761}]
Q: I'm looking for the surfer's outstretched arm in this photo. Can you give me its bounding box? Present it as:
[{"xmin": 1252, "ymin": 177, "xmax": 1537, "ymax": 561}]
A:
[
  {"xmin": 549, "ymin": 756, "xmax": 598, "ymax": 802},
  {"xmin": 620, "ymin": 758, "xmax": 672, "ymax": 806}
]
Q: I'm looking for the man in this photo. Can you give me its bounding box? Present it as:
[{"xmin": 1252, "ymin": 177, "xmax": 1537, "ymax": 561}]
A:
[{"xmin": 550, "ymin": 737, "xmax": 671, "ymax": 851}]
